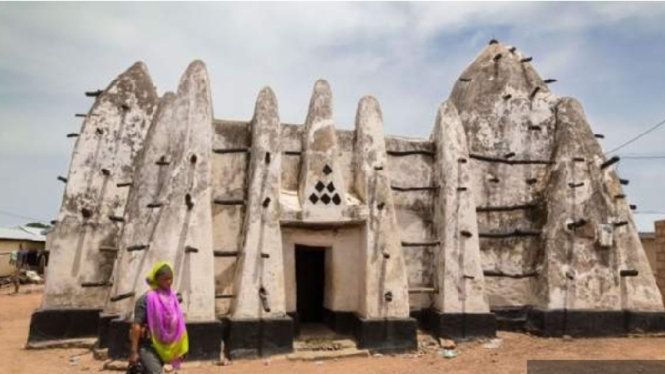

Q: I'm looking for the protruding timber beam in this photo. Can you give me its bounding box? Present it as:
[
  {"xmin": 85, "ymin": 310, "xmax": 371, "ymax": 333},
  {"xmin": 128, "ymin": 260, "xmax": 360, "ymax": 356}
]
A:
[
  {"xmin": 600, "ymin": 156, "xmax": 620, "ymax": 170},
  {"xmin": 391, "ymin": 185, "xmax": 440, "ymax": 192},
  {"xmin": 99, "ymin": 246, "xmax": 119, "ymax": 253},
  {"xmin": 408, "ymin": 287, "xmax": 438, "ymax": 294},
  {"xmin": 214, "ymin": 250, "xmax": 239, "ymax": 257},
  {"xmin": 469, "ymin": 153, "xmax": 553, "ymax": 165},
  {"xmin": 213, "ymin": 199, "xmax": 245, "ymax": 206},
  {"xmin": 401, "ymin": 241, "xmax": 440, "ymax": 247},
  {"xmin": 567, "ymin": 219, "xmax": 588, "ymax": 230},
  {"xmin": 620, "ymin": 270, "xmax": 639, "ymax": 277},
  {"xmin": 85, "ymin": 90, "xmax": 103, "ymax": 97},
  {"xmin": 127, "ymin": 244, "xmax": 149, "ymax": 252},
  {"xmin": 483, "ymin": 270, "xmax": 538, "ymax": 278},
  {"xmin": 108, "ymin": 215, "xmax": 125, "ymax": 223},
  {"xmin": 110, "ymin": 292, "xmax": 135, "ymax": 302},
  {"xmin": 81, "ymin": 281, "xmax": 112, "ymax": 288},
  {"xmin": 215, "ymin": 294, "xmax": 235, "ymax": 299},
  {"xmin": 386, "ymin": 149, "xmax": 436, "ymax": 157},
  {"xmin": 476, "ymin": 203, "xmax": 537, "ymax": 212},
  {"xmin": 478, "ymin": 230, "xmax": 541, "ymax": 238},
  {"xmin": 212, "ymin": 148, "xmax": 250, "ymax": 155}
]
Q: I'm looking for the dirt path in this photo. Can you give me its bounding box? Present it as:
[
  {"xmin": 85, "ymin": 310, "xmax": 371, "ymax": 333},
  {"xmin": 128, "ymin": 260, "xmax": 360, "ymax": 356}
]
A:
[{"xmin": 1, "ymin": 289, "xmax": 664, "ymax": 374}]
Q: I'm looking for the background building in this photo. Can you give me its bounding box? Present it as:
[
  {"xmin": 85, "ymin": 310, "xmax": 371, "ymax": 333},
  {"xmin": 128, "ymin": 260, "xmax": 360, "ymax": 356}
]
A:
[{"xmin": 0, "ymin": 225, "xmax": 47, "ymax": 277}]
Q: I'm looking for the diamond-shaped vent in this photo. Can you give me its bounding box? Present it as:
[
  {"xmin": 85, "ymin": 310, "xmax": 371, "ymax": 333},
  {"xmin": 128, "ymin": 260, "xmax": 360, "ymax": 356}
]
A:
[
  {"xmin": 327, "ymin": 182, "xmax": 335, "ymax": 192},
  {"xmin": 321, "ymin": 194, "xmax": 331, "ymax": 205},
  {"xmin": 309, "ymin": 194, "xmax": 319, "ymax": 204},
  {"xmin": 332, "ymin": 194, "xmax": 341, "ymax": 205},
  {"xmin": 322, "ymin": 164, "xmax": 333, "ymax": 175},
  {"xmin": 315, "ymin": 181, "xmax": 325, "ymax": 192}
]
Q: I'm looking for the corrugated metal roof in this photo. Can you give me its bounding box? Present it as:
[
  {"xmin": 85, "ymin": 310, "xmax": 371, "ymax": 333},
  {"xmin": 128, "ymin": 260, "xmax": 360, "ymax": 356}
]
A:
[{"xmin": 0, "ymin": 226, "xmax": 46, "ymax": 242}]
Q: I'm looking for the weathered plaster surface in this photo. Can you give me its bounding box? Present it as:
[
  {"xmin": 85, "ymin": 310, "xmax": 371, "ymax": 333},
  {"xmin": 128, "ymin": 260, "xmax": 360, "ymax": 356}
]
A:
[
  {"xmin": 105, "ymin": 92, "xmax": 178, "ymax": 318},
  {"xmin": 384, "ymin": 138, "xmax": 436, "ymax": 309},
  {"xmin": 231, "ymin": 87, "xmax": 287, "ymax": 319},
  {"xmin": 210, "ymin": 120, "xmax": 249, "ymax": 315},
  {"xmin": 430, "ymin": 100, "xmax": 489, "ymax": 314},
  {"xmin": 449, "ymin": 43, "xmax": 558, "ymax": 307},
  {"xmin": 354, "ymin": 96, "xmax": 410, "ymax": 319},
  {"xmin": 537, "ymin": 98, "xmax": 663, "ymax": 311},
  {"xmin": 42, "ymin": 62, "xmax": 157, "ymax": 309},
  {"xmin": 298, "ymin": 81, "xmax": 349, "ymax": 222},
  {"xmin": 113, "ymin": 61, "xmax": 216, "ymax": 321}
]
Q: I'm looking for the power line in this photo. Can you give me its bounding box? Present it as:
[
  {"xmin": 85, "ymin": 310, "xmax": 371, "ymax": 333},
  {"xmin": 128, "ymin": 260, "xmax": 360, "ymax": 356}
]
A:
[
  {"xmin": 0, "ymin": 209, "xmax": 49, "ymax": 224},
  {"xmin": 634, "ymin": 211, "xmax": 665, "ymax": 215},
  {"xmin": 620, "ymin": 155, "xmax": 665, "ymax": 160},
  {"xmin": 606, "ymin": 117, "xmax": 665, "ymax": 154}
]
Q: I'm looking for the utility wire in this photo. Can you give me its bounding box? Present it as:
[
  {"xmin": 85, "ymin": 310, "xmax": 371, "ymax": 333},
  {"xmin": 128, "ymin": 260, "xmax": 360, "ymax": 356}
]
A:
[
  {"xmin": 606, "ymin": 117, "xmax": 665, "ymax": 154},
  {"xmin": 619, "ymin": 155, "xmax": 665, "ymax": 160},
  {"xmin": 0, "ymin": 209, "xmax": 49, "ymax": 224}
]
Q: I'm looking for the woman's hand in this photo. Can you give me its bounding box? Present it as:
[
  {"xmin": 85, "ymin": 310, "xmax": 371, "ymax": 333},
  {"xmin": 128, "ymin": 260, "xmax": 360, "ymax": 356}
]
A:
[{"xmin": 129, "ymin": 351, "xmax": 139, "ymax": 366}]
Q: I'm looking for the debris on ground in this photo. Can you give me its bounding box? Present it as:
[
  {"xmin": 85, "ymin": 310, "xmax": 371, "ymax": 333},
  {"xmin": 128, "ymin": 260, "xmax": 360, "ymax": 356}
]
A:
[
  {"xmin": 439, "ymin": 338, "xmax": 457, "ymax": 349},
  {"xmin": 417, "ymin": 333, "xmax": 441, "ymax": 354},
  {"xmin": 483, "ymin": 338, "xmax": 503, "ymax": 349},
  {"xmin": 440, "ymin": 349, "xmax": 458, "ymax": 359},
  {"xmin": 91, "ymin": 347, "xmax": 108, "ymax": 361}
]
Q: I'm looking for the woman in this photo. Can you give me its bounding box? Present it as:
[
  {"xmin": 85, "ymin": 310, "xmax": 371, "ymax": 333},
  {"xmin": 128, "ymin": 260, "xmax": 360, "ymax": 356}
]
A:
[{"xmin": 129, "ymin": 262, "xmax": 188, "ymax": 374}]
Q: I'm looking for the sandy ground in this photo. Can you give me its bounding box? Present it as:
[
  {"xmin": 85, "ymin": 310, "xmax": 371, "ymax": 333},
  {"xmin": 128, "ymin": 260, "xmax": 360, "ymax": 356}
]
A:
[{"xmin": 2, "ymin": 287, "xmax": 665, "ymax": 374}]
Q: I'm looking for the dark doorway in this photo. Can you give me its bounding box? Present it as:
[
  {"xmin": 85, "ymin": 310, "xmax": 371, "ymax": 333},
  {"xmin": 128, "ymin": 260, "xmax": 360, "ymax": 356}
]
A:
[{"xmin": 295, "ymin": 245, "xmax": 326, "ymax": 323}]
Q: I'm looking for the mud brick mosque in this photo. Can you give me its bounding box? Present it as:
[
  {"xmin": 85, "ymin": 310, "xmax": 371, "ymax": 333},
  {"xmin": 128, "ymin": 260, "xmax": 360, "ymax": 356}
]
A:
[{"xmin": 27, "ymin": 40, "xmax": 665, "ymax": 359}]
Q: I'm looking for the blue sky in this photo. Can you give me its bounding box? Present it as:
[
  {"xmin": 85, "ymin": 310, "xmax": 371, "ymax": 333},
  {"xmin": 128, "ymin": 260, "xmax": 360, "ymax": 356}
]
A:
[{"xmin": 1, "ymin": 2, "xmax": 664, "ymax": 231}]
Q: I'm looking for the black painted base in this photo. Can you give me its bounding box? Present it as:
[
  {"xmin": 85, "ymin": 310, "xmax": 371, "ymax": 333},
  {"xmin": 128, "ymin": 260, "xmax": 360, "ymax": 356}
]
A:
[
  {"xmin": 626, "ymin": 311, "xmax": 665, "ymax": 333},
  {"xmin": 409, "ymin": 310, "xmax": 424, "ymax": 328},
  {"xmin": 419, "ymin": 309, "xmax": 497, "ymax": 340},
  {"xmin": 28, "ymin": 308, "xmax": 101, "ymax": 343},
  {"xmin": 287, "ymin": 312, "xmax": 300, "ymax": 337},
  {"xmin": 322, "ymin": 308, "xmax": 356, "ymax": 336},
  {"xmin": 97, "ymin": 313, "xmax": 120, "ymax": 349},
  {"xmin": 492, "ymin": 306, "xmax": 530, "ymax": 332},
  {"xmin": 525, "ymin": 309, "xmax": 665, "ymax": 337},
  {"xmin": 108, "ymin": 319, "xmax": 224, "ymax": 361},
  {"xmin": 223, "ymin": 316, "xmax": 294, "ymax": 359},
  {"xmin": 353, "ymin": 317, "xmax": 417, "ymax": 353},
  {"xmin": 107, "ymin": 319, "xmax": 131, "ymax": 359}
]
